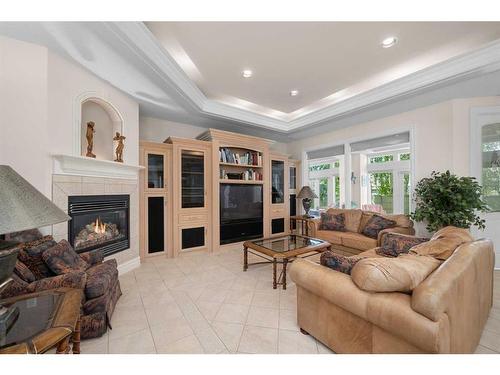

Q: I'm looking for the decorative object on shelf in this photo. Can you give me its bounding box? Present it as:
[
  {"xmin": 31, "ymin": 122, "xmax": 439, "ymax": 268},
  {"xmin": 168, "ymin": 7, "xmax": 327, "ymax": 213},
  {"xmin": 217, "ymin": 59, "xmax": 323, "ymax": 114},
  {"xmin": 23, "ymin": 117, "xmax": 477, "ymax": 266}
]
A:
[
  {"xmin": 0, "ymin": 165, "xmax": 70, "ymax": 339},
  {"xmin": 351, "ymin": 172, "xmax": 357, "ymax": 184},
  {"xmin": 85, "ymin": 121, "xmax": 96, "ymax": 158},
  {"xmin": 297, "ymin": 186, "xmax": 318, "ymax": 218},
  {"xmin": 411, "ymin": 170, "xmax": 489, "ymax": 232},
  {"xmin": 113, "ymin": 132, "xmax": 126, "ymax": 163}
]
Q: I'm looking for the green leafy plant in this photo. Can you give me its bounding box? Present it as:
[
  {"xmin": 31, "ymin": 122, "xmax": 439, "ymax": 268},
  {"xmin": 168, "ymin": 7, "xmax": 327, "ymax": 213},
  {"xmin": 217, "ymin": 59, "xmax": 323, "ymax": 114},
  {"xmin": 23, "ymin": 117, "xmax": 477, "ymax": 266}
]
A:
[{"xmin": 411, "ymin": 171, "xmax": 489, "ymax": 232}]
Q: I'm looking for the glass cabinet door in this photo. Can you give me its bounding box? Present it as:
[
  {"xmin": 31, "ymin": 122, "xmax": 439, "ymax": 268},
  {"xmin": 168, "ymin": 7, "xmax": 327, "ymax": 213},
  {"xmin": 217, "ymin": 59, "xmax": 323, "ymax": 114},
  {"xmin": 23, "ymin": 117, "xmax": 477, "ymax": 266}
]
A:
[
  {"xmin": 289, "ymin": 166, "xmax": 296, "ymax": 190},
  {"xmin": 181, "ymin": 150, "xmax": 205, "ymax": 208},
  {"xmin": 272, "ymin": 160, "xmax": 285, "ymax": 204},
  {"xmin": 147, "ymin": 153, "xmax": 164, "ymax": 189}
]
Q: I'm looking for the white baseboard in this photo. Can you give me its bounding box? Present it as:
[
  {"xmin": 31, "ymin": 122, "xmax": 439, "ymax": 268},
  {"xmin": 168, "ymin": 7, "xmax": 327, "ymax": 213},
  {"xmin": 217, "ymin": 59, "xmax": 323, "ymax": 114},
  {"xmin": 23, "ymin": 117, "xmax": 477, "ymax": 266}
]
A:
[{"xmin": 117, "ymin": 256, "xmax": 140, "ymax": 275}]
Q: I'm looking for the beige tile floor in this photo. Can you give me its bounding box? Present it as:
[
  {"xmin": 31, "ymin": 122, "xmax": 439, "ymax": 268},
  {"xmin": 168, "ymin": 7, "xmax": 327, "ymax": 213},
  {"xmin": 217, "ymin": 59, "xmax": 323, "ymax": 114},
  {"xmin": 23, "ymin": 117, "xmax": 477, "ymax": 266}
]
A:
[{"xmin": 80, "ymin": 249, "xmax": 500, "ymax": 354}]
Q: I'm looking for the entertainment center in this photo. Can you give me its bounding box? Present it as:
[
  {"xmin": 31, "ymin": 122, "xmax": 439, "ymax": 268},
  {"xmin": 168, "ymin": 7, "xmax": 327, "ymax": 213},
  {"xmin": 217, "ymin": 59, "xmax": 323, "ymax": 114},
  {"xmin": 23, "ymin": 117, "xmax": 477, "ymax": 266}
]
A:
[{"xmin": 139, "ymin": 128, "xmax": 301, "ymax": 258}]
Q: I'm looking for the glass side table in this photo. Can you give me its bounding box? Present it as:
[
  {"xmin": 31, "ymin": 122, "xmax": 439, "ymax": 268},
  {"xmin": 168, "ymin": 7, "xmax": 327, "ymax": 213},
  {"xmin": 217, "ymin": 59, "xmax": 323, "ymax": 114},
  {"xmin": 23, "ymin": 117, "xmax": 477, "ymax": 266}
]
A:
[{"xmin": 0, "ymin": 288, "xmax": 82, "ymax": 354}]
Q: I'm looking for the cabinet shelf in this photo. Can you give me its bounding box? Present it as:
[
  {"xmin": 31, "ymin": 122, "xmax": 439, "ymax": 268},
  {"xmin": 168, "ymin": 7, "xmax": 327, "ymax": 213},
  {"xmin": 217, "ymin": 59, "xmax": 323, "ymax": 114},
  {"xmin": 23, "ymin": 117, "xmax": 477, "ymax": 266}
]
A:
[
  {"xmin": 219, "ymin": 162, "xmax": 263, "ymax": 168},
  {"xmin": 219, "ymin": 179, "xmax": 264, "ymax": 185}
]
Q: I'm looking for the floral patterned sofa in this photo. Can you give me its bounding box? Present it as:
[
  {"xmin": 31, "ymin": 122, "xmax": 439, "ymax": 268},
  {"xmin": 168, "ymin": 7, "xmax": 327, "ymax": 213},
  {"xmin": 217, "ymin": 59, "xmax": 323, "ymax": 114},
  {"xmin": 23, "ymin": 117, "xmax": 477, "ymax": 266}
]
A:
[{"xmin": 0, "ymin": 230, "xmax": 121, "ymax": 339}]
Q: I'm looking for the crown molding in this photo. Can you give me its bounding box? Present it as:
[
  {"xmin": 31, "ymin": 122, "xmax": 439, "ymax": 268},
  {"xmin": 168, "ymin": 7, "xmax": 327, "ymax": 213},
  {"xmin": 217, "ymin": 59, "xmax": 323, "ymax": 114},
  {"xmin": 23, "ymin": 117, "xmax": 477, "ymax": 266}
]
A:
[{"xmin": 104, "ymin": 22, "xmax": 500, "ymax": 133}]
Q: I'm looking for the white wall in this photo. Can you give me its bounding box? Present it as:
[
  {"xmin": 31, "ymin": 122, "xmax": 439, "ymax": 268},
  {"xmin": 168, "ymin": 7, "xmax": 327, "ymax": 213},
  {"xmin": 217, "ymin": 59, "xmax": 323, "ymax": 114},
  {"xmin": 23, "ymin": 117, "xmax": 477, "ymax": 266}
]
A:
[
  {"xmin": 81, "ymin": 101, "xmax": 114, "ymax": 160},
  {"xmin": 0, "ymin": 36, "xmax": 50, "ymax": 196},
  {"xmin": 140, "ymin": 116, "xmax": 289, "ymax": 153}
]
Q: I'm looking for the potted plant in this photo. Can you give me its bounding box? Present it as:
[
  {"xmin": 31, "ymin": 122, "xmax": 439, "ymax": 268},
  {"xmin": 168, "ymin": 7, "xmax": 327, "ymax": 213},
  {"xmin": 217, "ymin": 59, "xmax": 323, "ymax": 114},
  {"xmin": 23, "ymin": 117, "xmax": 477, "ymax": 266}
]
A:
[{"xmin": 411, "ymin": 170, "xmax": 489, "ymax": 232}]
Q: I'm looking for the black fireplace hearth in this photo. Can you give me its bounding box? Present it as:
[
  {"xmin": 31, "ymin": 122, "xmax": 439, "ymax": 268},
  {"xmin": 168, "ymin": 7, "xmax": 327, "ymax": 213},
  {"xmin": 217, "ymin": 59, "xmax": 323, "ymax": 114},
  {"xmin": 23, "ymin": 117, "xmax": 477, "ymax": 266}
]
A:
[{"xmin": 68, "ymin": 195, "xmax": 129, "ymax": 256}]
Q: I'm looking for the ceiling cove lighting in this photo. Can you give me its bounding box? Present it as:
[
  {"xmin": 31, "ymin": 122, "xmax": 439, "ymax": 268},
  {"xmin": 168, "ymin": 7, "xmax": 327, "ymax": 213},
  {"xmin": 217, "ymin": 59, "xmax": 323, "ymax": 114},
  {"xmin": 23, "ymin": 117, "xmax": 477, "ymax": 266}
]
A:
[
  {"xmin": 290, "ymin": 90, "xmax": 299, "ymax": 96},
  {"xmin": 242, "ymin": 70, "xmax": 253, "ymax": 78},
  {"xmin": 381, "ymin": 36, "xmax": 398, "ymax": 48}
]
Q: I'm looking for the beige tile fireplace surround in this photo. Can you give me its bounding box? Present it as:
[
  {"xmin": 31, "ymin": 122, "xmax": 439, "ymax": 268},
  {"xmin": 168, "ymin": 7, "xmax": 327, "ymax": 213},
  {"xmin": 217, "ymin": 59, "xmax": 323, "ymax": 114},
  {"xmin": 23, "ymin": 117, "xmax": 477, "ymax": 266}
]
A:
[{"xmin": 52, "ymin": 174, "xmax": 140, "ymax": 273}]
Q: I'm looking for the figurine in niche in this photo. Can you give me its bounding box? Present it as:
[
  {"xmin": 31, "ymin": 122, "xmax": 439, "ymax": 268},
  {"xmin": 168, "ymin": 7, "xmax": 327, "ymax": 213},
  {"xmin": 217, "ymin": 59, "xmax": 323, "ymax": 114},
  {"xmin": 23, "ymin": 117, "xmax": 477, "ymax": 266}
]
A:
[
  {"xmin": 85, "ymin": 121, "xmax": 96, "ymax": 158},
  {"xmin": 113, "ymin": 132, "xmax": 126, "ymax": 163}
]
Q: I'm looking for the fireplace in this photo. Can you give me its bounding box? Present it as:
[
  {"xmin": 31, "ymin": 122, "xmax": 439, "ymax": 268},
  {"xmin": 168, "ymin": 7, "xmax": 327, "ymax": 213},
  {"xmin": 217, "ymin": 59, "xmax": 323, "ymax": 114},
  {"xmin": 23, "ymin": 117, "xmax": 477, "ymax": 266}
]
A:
[{"xmin": 68, "ymin": 195, "xmax": 130, "ymax": 256}]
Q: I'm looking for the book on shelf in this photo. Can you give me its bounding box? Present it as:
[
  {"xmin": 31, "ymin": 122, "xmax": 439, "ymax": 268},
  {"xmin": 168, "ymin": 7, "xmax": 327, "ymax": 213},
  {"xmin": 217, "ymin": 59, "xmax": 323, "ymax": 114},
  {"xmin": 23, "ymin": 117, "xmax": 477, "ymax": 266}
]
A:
[
  {"xmin": 219, "ymin": 148, "xmax": 261, "ymax": 166},
  {"xmin": 220, "ymin": 168, "xmax": 263, "ymax": 181}
]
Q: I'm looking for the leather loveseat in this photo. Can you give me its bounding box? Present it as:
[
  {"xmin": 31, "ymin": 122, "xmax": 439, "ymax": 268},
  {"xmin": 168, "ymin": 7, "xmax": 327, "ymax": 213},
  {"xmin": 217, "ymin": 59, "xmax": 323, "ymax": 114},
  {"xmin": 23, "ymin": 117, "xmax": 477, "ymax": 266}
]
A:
[{"xmin": 307, "ymin": 208, "xmax": 415, "ymax": 255}]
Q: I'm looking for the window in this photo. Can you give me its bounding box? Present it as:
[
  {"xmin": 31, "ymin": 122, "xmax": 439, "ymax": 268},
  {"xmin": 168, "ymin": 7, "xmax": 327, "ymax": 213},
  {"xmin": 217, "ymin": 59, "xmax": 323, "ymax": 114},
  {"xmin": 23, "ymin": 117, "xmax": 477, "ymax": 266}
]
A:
[
  {"xmin": 366, "ymin": 149, "xmax": 411, "ymax": 214},
  {"xmin": 482, "ymin": 123, "xmax": 500, "ymax": 212},
  {"xmin": 369, "ymin": 154, "xmax": 393, "ymax": 163},
  {"xmin": 369, "ymin": 172, "xmax": 394, "ymax": 214},
  {"xmin": 308, "ymin": 158, "xmax": 343, "ymax": 210}
]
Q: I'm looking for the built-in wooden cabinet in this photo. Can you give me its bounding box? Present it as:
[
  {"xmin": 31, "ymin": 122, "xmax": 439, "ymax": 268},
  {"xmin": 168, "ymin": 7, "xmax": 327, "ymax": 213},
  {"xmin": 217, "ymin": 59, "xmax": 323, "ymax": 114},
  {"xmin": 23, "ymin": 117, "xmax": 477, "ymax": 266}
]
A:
[
  {"xmin": 165, "ymin": 137, "xmax": 212, "ymax": 256},
  {"xmin": 140, "ymin": 130, "xmax": 297, "ymax": 258},
  {"xmin": 288, "ymin": 159, "xmax": 301, "ymax": 233},
  {"xmin": 139, "ymin": 142, "xmax": 172, "ymax": 259},
  {"xmin": 269, "ymin": 153, "xmax": 289, "ymax": 237}
]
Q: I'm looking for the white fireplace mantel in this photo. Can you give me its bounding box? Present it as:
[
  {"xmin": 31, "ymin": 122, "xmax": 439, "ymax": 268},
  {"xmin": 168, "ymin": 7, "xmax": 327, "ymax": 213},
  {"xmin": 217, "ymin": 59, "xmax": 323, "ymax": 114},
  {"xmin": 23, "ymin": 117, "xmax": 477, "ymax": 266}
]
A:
[{"xmin": 52, "ymin": 154, "xmax": 144, "ymax": 179}]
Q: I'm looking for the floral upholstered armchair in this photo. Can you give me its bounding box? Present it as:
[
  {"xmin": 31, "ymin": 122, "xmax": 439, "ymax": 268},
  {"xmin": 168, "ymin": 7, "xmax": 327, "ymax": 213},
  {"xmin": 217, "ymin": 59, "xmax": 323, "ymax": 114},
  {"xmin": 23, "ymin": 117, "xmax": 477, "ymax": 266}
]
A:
[{"xmin": 0, "ymin": 230, "xmax": 122, "ymax": 339}]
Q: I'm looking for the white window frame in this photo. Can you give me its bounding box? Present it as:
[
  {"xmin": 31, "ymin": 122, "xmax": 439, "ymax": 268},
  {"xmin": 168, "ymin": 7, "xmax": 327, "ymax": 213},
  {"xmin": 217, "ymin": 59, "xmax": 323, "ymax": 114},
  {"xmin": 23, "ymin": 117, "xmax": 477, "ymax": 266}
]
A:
[
  {"xmin": 308, "ymin": 157, "xmax": 343, "ymax": 210},
  {"xmin": 366, "ymin": 149, "xmax": 410, "ymax": 214}
]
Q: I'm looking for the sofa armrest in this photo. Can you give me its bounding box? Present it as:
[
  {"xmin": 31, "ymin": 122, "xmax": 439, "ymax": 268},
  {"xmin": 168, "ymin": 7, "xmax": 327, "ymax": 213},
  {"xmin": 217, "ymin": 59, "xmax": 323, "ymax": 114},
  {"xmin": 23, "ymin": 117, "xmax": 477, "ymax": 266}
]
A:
[
  {"xmin": 27, "ymin": 271, "xmax": 87, "ymax": 294},
  {"xmin": 80, "ymin": 249, "xmax": 104, "ymax": 266},
  {"xmin": 377, "ymin": 226, "xmax": 415, "ymax": 246},
  {"xmin": 306, "ymin": 218, "xmax": 321, "ymax": 237},
  {"xmin": 290, "ymin": 259, "xmax": 370, "ymax": 319}
]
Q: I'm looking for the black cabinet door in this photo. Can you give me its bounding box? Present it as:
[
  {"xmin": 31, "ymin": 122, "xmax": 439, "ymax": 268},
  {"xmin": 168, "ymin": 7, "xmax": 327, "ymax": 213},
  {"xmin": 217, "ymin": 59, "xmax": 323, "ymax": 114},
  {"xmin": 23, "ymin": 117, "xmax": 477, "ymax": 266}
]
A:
[
  {"xmin": 271, "ymin": 160, "xmax": 285, "ymax": 204},
  {"xmin": 147, "ymin": 196, "xmax": 164, "ymax": 253},
  {"xmin": 181, "ymin": 151, "xmax": 205, "ymax": 208},
  {"xmin": 182, "ymin": 227, "xmax": 205, "ymax": 249}
]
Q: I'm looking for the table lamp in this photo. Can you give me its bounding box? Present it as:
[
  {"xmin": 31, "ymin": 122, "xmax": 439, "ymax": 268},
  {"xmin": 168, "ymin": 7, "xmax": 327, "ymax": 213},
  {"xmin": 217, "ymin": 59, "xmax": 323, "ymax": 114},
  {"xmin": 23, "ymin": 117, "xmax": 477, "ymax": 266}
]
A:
[
  {"xmin": 0, "ymin": 165, "xmax": 70, "ymax": 335},
  {"xmin": 297, "ymin": 186, "xmax": 318, "ymax": 218}
]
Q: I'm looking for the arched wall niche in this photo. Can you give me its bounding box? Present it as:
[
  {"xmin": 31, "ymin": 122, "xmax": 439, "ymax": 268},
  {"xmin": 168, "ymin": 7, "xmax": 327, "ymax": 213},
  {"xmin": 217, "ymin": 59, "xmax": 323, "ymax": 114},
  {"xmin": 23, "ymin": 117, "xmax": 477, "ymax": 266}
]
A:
[{"xmin": 74, "ymin": 92, "xmax": 124, "ymax": 161}]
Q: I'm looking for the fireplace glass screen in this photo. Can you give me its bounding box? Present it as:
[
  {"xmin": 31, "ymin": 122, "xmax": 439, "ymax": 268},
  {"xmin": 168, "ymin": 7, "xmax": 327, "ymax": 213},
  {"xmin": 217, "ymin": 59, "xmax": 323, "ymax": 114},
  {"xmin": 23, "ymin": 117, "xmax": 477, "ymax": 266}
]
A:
[{"xmin": 68, "ymin": 195, "xmax": 130, "ymax": 256}]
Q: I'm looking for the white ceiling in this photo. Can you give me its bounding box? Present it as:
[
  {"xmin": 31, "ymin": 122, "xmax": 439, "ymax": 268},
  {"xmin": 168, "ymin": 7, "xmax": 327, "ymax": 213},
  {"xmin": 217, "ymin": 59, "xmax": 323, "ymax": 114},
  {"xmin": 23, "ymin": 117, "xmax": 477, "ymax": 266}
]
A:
[
  {"xmin": 2, "ymin": 22, "xmax": 500, "ymax": 139},
  {"xmin": 146, "ymin": 22, "xmax": 500, "ymax": 115}
]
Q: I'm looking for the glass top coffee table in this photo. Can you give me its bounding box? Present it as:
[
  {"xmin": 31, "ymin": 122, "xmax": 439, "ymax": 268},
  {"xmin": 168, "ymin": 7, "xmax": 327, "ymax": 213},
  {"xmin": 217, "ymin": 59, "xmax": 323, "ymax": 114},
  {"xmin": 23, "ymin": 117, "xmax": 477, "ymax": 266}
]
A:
[{"xmin": 243, "ymin": 235, "xmax": 331, "ymax": 289}]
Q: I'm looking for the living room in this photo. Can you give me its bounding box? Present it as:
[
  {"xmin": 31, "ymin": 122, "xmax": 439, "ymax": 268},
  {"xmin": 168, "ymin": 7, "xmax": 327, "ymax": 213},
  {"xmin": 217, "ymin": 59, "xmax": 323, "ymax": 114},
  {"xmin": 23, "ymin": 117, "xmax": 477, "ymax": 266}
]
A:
[{"xmin": 1, "ymin": 1, "xmax": 500, "ymax": 372}]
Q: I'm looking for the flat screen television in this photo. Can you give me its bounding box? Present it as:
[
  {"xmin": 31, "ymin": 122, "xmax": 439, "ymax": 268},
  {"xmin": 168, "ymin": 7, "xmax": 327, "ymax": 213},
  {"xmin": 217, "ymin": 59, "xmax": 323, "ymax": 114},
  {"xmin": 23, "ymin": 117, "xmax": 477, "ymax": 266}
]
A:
[{"xmin": 220, "ymin": 184, "xmax": 263, "ymax": 223}]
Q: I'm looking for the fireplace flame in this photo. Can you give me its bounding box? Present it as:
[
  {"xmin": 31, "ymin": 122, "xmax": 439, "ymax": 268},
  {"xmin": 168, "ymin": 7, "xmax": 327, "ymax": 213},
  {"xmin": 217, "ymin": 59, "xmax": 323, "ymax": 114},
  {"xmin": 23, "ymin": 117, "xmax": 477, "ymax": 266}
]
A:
[{"xmin": 94, "ymin": 218, "xmax": 107, "ymax": 234}]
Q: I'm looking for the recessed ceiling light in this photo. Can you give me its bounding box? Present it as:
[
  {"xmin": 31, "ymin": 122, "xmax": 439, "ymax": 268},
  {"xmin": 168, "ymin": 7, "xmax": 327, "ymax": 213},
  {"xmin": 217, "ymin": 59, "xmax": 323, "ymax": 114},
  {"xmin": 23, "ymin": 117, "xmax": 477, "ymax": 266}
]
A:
[
  {"xmin": 381, "ymin": 36, "xmax": 398, "ymax": 48},
  {"xmin": 242, "ymin": 70, "xmax": 253, "ymax": 78},
  {"xmin": 290, "ymin": 90, "xmax": 299, "ymax": 96}
]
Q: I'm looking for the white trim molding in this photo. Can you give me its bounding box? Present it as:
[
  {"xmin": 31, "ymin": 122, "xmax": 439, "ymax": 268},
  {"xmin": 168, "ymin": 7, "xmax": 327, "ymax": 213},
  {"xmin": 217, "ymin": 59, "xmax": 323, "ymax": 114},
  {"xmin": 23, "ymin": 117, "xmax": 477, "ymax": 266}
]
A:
[
  {"xmin": 116, "ymin": 256, "xmax": 141, "ymax": 275},
  {"xmin": 52, "ymin": 154, "xmax": 144, "ymax": 179},
  {"xmin": 107, "ymin": 22, "xmax": 500, "ymax": 133}
]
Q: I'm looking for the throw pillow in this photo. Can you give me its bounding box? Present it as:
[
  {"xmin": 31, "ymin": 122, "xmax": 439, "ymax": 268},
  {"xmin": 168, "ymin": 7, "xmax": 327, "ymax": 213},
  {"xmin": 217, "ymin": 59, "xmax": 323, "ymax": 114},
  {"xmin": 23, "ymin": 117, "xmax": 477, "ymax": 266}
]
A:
[
  {"xmin": 18, "ymin": 235, "xmax": 57, "ymax": 279},
  {"xmin": 361, "ymin": 214, "xmax": 396, "ymax": 239},
  {"xmin": 42, "ymin": 240, "xmax": 88, "ymax": 275},
  {"xmin": 351, "ymin": 254, "xmax": 442, "ymax": 293},
  {"xmin": 376, "ymin": 233, "xmax": 429, "ymax": 257},
  {"xmin": 320, "ymin": 251, "xmax": 359, "ymax": 274},
  {"xmin": 13, "ymin": 260, "xmax": 36, "ymax": 283},
  {"xmin": 319, "ymin": 212, "xmax": 346, "ymax": 231}
]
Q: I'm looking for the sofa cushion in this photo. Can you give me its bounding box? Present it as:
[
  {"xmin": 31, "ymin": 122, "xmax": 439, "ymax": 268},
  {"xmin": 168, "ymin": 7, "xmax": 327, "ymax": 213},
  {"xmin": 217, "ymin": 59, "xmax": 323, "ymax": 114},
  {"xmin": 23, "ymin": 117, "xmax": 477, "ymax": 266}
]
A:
[
  {"xmin": 325, "ymin": 208, "xmax": 362, "ymax": 233},
  {"xmin": 350, "ymin": 248, "xmax": 385, "ymax": 260},
  {"xmin": 315, "ymin": 230, "xmax": 343, "ymax": 245},
  {"xmin": 18, "ymin": 236, "xmax": 57, "ymax": 279},
  {"xmin": 320, "ymin": 251, "xmax": 360, "ymax": 275},
  {"xmin": 13, "ymin": 260, "xmax": 36, "ymax": 283},
  {"xmin": 351, "ymin": 254, "xmax": 442, "ymax": 293},
  {"xmin": 85, "ymin": 260, "xmax": 119, "ymax": 299},
  {"xmin": 409, "ymin": 226, "xmax": 473, "ymax": 260},
  {"xmin": 361, "ymin": 214, "xmax": 396, "ymax": 239},
  {"xmin": 42, "ymin": 240, "xmax": 88, "ymax": 275},
  {"xmin": 319, "ymin": 212, "xmax": 346, "ymax": 231},
  {"xmin": 376, "ymin": 233, "xmax": 429, "ymax": 257},
  {"xmin": 340, "ymin": 232, "xmax": 377, "ymax": 251}
]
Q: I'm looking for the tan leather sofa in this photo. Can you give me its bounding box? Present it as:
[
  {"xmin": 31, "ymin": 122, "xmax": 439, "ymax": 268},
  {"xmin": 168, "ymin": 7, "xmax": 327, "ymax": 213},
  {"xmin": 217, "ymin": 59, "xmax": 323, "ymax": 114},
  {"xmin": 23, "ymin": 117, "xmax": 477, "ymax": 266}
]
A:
[
  {"xmin": 307, "ymin": 209, "xmax": 415, "ymax": 256},
  {"xmin": 290, "ymin": 228, "xmax": 495, "ymax": 353}
]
